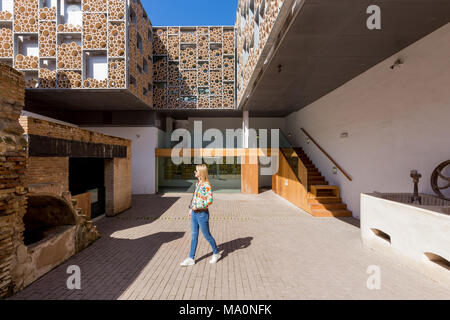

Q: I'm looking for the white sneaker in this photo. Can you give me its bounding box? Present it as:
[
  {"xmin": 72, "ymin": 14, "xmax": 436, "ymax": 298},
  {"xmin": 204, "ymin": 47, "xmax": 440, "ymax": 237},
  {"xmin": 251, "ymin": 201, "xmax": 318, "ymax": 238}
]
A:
[
  {"xmin": 209, "ymin": 253, "xmax": 221, "ymax": 264},
  {"xmin": 180, "ymin": 257, "xmax": 195, "ymax": 266}
]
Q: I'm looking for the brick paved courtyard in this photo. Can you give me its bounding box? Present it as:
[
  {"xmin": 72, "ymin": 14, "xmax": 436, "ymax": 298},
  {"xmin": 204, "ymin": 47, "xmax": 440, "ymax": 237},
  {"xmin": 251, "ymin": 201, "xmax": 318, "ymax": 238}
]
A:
[{"xmin": 9, "ymin": 191, "xmax": 450, "ymax": 300}]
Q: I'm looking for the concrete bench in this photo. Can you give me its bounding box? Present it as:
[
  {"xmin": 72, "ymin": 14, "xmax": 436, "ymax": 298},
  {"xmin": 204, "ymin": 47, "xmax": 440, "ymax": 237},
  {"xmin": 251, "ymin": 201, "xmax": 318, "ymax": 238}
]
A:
[{"xmin": 361, "ymin": 193, "xmax": 450, "ymax": 285}]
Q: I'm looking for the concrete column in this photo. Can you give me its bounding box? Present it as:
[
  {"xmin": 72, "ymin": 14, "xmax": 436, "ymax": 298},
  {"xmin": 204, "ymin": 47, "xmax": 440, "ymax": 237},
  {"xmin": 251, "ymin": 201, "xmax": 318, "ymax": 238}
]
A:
[
  {"xmin": 242, "ymin": 110, "xmax": 249, "ymax": 148},
  {"xmin": 165, "ymin": 116, "xmax": 173, "ymax": 133}
]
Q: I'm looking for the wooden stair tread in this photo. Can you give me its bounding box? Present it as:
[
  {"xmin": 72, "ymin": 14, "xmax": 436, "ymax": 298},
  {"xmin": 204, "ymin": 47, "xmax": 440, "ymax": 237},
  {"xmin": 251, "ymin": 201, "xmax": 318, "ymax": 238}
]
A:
[
  {"xmin": 308, "ymin": 182, "xmax": 329, "ymax": 186},
  {"xmin": 310, "ymin": 203, "xmax": 347, "ymax": 210},
  {"xmin": 309, "ymin": 175, "xmax": 325, "ymax": 179},
  {"xmin": 309, "ymin": 180, "xmax": 327, "ymax": 184},
  {"xmin": 312, "ymin": 185, "xmax": 338, "ymax": 190},
  {"xmin": 312, "ymin": 195, "xmax": 340, "ymax": 199},
  {"xmin": 309, "ymin": 209, "xmax": 353, "ymax": 218},
  {"xmin": 308, "ymin": 197, "xmax": 342, "ymax": 204},
  {"xmin": 280, "ymin": 147, "xmax": 352, "ymax": 218}
]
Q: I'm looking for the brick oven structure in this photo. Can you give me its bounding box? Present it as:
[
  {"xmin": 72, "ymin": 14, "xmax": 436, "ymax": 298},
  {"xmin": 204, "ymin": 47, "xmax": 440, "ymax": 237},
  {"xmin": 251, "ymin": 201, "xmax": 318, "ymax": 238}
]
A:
[{"xmin": 19, "ymin": 116, "xmax": 132, "ymax": 216}]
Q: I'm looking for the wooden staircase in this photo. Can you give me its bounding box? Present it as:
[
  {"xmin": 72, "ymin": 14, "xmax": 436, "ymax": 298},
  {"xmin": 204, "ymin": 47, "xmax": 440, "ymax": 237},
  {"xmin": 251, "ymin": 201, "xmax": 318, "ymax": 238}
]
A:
[{"xmin": 293, "ymin": 147, "xmax": 352, "ymax": 217}]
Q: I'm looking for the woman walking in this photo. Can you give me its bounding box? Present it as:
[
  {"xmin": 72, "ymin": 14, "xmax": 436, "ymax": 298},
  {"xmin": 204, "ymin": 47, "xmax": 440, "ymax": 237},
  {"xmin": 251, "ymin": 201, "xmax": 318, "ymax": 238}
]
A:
[{"xmin": 180, "ymin": 164, "xmax": 221, "ymax": 266}]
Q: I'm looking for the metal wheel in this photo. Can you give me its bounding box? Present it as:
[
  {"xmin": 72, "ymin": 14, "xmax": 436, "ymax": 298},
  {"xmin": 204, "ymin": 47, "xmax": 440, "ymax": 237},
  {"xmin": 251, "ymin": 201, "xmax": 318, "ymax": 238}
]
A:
[{"xmin": 431, "ymin": 160, "xmax": 450, "ymax": 200}]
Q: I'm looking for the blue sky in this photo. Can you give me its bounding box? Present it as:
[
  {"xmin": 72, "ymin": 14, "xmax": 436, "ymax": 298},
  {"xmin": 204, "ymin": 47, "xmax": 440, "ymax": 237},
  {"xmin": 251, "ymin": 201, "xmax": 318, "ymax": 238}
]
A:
[{"xmin": 141, "ymin": 0, "xmax": 239, "ymax": 26}]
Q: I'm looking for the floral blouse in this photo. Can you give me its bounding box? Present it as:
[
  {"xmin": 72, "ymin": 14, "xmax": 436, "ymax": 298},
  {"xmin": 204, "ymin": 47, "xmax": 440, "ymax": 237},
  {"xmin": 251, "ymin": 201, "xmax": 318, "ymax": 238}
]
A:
[{"xmin": 191, "ymin": 181, "xmax": 213, "ymax": 211}]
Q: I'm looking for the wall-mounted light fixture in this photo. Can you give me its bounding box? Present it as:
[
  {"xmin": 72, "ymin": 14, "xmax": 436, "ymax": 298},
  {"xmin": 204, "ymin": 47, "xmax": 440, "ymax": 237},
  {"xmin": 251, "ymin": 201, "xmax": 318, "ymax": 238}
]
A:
[
  {"xmin": 332, "ymin": 166, "xmax": 338, "ymax": 174},
  {"xmin": 306, "ymin": 138, "xmax": 310, "ymax": 144},
  {"xmin": 390, "ymin": 58, "xmax": 404, "ymax": 70}
]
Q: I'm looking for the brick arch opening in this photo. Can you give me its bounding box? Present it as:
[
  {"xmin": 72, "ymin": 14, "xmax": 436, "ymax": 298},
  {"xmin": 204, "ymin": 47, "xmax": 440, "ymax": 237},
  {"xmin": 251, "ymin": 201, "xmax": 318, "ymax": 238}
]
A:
[{"xmin": 23, "ymin": 193, "xmax": 77, "ymax": 246}]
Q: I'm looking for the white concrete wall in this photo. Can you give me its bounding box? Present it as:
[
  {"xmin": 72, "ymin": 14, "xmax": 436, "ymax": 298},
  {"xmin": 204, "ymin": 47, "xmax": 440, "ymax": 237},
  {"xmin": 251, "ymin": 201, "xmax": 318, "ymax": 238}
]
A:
[
  {"xmin": 361, "ymin": 194, "xmax": 450, "ymax": 285},
  {"xmin": 285, "ymin": 23, "xmax": 450, "ymax": 218},
  {"xmin": 83, "ymin": 126, "xmax": 162, "ymax": 195}
]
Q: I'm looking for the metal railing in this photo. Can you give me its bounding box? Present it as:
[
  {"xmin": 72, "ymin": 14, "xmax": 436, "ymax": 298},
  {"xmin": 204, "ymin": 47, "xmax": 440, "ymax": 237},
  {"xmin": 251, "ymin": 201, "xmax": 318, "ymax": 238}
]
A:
[{"xmin": 300, "ymin": 128, "xmax": 352, "ymax": 181}]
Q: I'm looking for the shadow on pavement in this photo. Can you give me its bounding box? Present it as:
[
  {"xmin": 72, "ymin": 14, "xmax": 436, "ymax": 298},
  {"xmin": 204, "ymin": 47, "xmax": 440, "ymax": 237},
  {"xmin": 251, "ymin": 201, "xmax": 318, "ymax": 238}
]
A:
[
  {"xmin": 337, "ymin": 217, "xmax": 360, "ymax": 228},
  {"xmin": 9, "ymin": 194, "xmax": 185, "ymax": 300},
  {"xmin": 195, "ymin": 237, "xmax": 253, "ymax": 263}
]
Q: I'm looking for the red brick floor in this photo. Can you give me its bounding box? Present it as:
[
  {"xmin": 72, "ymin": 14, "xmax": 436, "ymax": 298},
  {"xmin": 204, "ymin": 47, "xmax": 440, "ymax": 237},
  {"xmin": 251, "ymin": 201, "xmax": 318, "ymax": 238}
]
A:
[{"xmin": 9, "ymin": 191, "xmax": 450, "ymax": 300}]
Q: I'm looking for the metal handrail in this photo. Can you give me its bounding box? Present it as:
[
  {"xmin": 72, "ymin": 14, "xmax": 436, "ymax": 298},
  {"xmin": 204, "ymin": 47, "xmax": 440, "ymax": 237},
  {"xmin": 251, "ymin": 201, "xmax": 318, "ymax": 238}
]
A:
[{"xmin": 301, "ymin": 128, "xmax": 353, "ymax": 182}]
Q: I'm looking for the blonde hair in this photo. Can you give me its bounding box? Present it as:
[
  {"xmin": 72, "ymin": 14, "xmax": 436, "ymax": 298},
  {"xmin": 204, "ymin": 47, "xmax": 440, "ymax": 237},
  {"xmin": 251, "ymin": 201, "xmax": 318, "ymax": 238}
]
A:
[{"xmin": 196, "ymin": 164, "xmax": 209, "ymax": 183}]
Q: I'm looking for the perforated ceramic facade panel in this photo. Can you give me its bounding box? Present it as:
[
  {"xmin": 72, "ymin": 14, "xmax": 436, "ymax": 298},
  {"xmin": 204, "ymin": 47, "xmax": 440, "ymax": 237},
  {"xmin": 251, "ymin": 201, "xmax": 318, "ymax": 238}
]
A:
[{"xmin": 152, "ymin": 26, "xmax": 236, "ymax": 109}]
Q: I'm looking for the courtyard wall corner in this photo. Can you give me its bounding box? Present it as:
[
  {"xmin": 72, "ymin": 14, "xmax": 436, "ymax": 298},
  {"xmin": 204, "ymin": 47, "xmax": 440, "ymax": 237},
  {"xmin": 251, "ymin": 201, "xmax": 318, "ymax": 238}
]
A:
[{"xmin": 0, "ymin": 63, "xmax": 27, "ymax": 298}]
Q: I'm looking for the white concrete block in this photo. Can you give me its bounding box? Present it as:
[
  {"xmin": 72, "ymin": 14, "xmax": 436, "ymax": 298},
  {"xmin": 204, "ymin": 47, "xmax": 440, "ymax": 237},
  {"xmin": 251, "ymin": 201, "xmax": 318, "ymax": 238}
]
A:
[{"xmin": 361, "ymin": 193, "xmax": 450, "ymax": 285}]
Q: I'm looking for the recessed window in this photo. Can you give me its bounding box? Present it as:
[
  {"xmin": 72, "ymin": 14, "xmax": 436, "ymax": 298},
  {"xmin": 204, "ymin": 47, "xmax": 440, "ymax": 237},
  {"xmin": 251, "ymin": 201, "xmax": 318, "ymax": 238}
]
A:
[
  {"xmin": 40, "ymin": 0, "xmax": 57, "ymax": 8},
  {"xmin": 57, "ymin": 33, "xmax": 82, "ymax": 46},
  {"xmin": 129, "ymin": 75, "xmax": 136, "ymax": 87},
  {"xmin": 0, "ymin": 0, "xmax": 13, "ymax": 13},
  {"xmin": 249, "ymin": 0, "xmax": 255, "ymax": 13},
  {"xmin": 260, "ymin": 0, "xmax": 266, "ymax": 17},
  {"xmin": 16, "ymin": 35, "xmax": 39, "ymax": 57},
  {"xmin": 143, "ymin": 59, "xmax": 148, "ymax": 74},
  {"xmin": 255, "ymin": 6, "xmax": 260, "ymax": 25},
  {"xmin": 129, "ymin": 7, "xmax": 137, "ymax": 26},
  {"xmin": 59, "ymin": 0, "xmax": 82, "ymax": 26},
  {"xmin": 40, "ymin": 58, "xmax": 56, "ymax": 70},
  {"xmin": 137, "ymin": 34, "xmax": 143, "ymax": 54},
  {"xmin": 210, "ymin": 43, "xmax": 222, "ymax": 50},
  {"xmin": 24, "ymin": 71, "xmax": 39, "ymax": 88},
  {"xmin": 84, "ymin": 51, "xmax": 107, "ymax": 80},
  {"xmin": 148, "ymin": 29, "xmax": 153, "ymax": 42}
]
